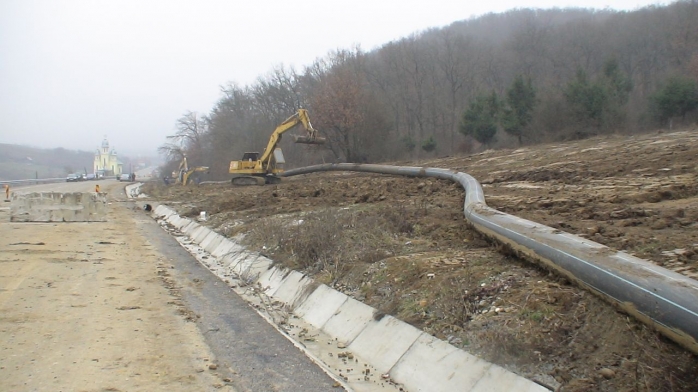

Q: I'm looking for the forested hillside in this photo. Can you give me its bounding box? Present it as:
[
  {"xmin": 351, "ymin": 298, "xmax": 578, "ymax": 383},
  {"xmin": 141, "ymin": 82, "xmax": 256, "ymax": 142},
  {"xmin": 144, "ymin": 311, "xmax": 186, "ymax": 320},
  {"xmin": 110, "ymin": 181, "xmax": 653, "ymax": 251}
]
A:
[
  {"xmin": 0, "ymin": 144, "xmax": 94, "ymax": 180},
  {"xmin": 160, "ymin": 1, "xmax": 698, "ymax": 179}
]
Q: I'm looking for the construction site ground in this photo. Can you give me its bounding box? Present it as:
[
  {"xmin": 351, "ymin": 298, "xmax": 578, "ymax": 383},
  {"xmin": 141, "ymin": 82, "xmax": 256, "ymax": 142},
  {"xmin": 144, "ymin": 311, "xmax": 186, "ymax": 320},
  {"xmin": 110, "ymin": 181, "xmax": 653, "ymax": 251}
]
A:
[{"xmin": 142, "ymin": 128, "xmax": 698, "ymax": 392}]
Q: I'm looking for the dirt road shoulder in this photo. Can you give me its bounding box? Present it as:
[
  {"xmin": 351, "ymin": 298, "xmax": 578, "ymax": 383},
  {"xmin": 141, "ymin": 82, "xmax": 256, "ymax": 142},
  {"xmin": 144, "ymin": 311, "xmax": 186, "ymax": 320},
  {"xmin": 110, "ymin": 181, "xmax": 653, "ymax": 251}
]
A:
[{"xmin": 0, "ymin": 187, "xmax": 235, "ymax": 391}]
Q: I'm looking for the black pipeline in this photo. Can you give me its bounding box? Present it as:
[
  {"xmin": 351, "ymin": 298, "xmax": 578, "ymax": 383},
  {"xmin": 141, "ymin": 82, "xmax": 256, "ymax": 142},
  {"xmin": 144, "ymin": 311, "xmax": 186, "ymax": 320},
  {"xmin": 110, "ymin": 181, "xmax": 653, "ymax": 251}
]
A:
[{"xmin": 282, "ymin": 163, "xmax": 698, "ymax": 354}]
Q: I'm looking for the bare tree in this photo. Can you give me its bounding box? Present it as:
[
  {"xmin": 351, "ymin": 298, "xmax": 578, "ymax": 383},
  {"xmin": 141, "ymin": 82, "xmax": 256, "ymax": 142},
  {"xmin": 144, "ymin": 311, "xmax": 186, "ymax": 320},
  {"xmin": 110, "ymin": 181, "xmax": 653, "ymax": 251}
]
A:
[
  {"xmin": 308, "ymin": 48, "xmax": 373, "ymax": 162},
  {"xmin": 160, "ymin": 111, "xmax": 208, "ymax": 168}
]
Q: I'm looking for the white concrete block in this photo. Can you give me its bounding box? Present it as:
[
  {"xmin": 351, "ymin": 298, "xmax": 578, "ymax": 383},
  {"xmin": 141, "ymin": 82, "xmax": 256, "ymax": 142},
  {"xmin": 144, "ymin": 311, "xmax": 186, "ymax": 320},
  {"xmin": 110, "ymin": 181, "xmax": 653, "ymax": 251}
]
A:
[
  {"xmin": 271, "ymin": 271, "xmax": 314, "ymax": 307},
  {"xmin": 175, "ymin": 217, "xmax": 192, "ymax": 230},
  {"xmin": 348, "ymin": 315, "xmax": 423, "ymax": 374},
  {"xmin": 321, "ymin": 297, "xmax": 375, "ymax": 345},
  {"xmin": 226, "ymin": 252, "xmax": 250, "ymax": 275},
  {"xmin": 198, "ymin": 230, "xmax": 215, "ymax": 247},
  {"xmin": 257, "ymin": 267, "xmax": 288, "ymax": 296},
  {"xmin": 294, "ymin": 285, "xmax": 348, "ymax": 329},
  {"xmin": 235, "ymin": 253, "xmax": 273, "ymax": 281},
  {"xmin": 187, "ymin": 225, "xmax": 204, "ymax": 239},
  {"xmin": 167, "ymin": 212, "xmax": 180, "ymax": 224},
  {"xmin": 202, "ymin": 233, "xmax": 224, "ymax": 254},
  {"xmin": 10, "ymin": 192, "xmax": 107, "ymax": 222},
  {"xmin": 389, "ymin": 333, "xmax": 548, "ymax": 392},
  {"xmin": 154, "ymin": 205, "xmax": 174, "ymax": 219},
  {"xmin": 181, "ymin": 221, "xmax": 199, "ymax": 233},
  {"xmin": 164, "ymin": 214, "xmax": 178, "ymax": 225},
  {"xmin": 185, "ymin": 222, "xmax": 199, "ymax": 234},
  {"xmin": 390, "ymin": 334, "xmax": 486, "ymax": 391},
  {"xmin": 471, "ymin": 363, "xmax": 549, "ymax": 392},
  {"xmin": 192, "ymin": 226, "xmax": 212, "ymax": 243},
  {"xmin": 210, "ymin": 239, "xmax": 237, "ymax": 259},
  {"xmin": 187, "ymin": 224, "xmax": 202, "ymax": 237}
]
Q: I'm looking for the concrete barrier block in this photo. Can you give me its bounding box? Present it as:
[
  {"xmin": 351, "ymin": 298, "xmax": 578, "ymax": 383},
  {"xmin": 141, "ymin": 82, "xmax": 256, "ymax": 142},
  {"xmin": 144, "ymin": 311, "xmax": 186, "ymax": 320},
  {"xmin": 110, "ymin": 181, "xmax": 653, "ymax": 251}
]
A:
[
  {"xmin": 218, "ymin": 252, "xmax": 245, "ymax": 276},
  {"xmin": 181, "ymin": 222, "xmax": 201, "ymax": 234},
  {"xmin": 321, "ymin": 297, "xmax": 375, "ymax": 345},
  {"xmin": 389, "ymin": 334, "xmax": 547, "ymax": 392},
  {"xmin": 232, "ymin": 253, "xmax": 273, "ymax": 281},
  {"xmin": 164, "ymin": 213, "xmax": 177, "ymax": 224},
  {"xmin": 154, "ymin": 205, "xmax": 174, "ymax": 219},
  {"xmin": 194, "ymin": 227, "xmax": 213, "ymax": 243},
  {"xmin": 165, "ymin": 212, "xmax": 179, "ymax": 223},
  {"xmin": 294, "ymin": 285, "xmax": 348, "ymax": 329},
  {"xmin": 211, "ymin": 239, "xmax": 237, "ymax": 259},
  {"xmin": 470, "ymin": 364, "xmax": 549, "ymax": 392},
  {"xmin": 181, "ymin": 221, "xmax": 199, "ymax": 234},
  {"xmin": 225, "ymin": 251, "xmax": 250, "ymax": 275},
  {"xmin": 186, "ymin": 224, "xmax": 204, "ymax": 238},
  {"xmin": 173, "ymin": 216, "xmax": 192, "ymax": 230},
  {"xmin": 390, "ymin": 334, "xmax": 486, "ymax": 391},
  {"xmin": 271, "ymin": 271, "xmax": 314, "ymax": 307},
  {"xmin": 201, "ymin": 233, "xmax": 224, "ymax": 254},
  {"xmin": 257, "ymin": 267, "xmax": 288, "ymax": 296},
  {"xmin": 167, "ymin": 215, "xmax": 180, "ymax": 227},
  {"xmin": 10, "ymin": 192, "xmax": 107, "ymax": 222},
  {"xmin": 348, "ymin": 315, "xmax": 423, "ymax": 374}
]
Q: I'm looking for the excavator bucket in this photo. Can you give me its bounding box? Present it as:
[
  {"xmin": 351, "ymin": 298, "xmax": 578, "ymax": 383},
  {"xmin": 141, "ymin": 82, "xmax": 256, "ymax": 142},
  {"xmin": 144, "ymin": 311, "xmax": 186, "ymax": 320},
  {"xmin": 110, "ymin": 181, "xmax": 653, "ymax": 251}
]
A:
[{"xmin": 293, "ymin": 135, "xmax": 326, "ymax": 144}]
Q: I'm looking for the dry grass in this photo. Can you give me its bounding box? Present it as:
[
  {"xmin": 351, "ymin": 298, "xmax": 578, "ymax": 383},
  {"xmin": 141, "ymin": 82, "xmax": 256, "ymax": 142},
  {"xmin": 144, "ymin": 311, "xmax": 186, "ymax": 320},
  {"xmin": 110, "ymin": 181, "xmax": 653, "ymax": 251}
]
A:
[{"xmin": 242, "ymin": 207, "xmax": 406, "ymax": 284}]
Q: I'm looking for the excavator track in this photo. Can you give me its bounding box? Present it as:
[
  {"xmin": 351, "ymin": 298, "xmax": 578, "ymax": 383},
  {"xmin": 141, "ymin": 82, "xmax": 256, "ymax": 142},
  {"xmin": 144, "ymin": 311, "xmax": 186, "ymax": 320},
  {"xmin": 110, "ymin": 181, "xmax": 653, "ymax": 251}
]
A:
[
  {"xmin": 231, "ymin": 176, "xmax": 264, "ymax": 186},
  {"xmin": 265, "ymin": 176, "xmax": 281, "ymax": 184}
]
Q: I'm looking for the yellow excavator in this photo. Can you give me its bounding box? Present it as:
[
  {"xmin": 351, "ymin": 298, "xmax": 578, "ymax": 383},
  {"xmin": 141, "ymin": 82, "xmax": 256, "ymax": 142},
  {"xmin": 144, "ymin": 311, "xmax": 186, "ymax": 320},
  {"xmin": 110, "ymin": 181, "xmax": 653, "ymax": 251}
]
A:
[
  {"xmin": 229, "ymin": 109, "xmax": 325, "ymax": 185},
  {"xmin": 176, "ymin": 156, "xmax": 209, "ymax": 185}
]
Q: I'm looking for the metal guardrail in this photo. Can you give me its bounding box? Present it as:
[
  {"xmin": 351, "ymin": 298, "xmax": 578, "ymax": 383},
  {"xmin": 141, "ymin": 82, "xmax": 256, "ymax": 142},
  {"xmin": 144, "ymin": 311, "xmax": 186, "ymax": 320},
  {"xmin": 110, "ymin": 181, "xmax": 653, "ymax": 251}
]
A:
[
  {"xmin": 1, "ymin": 178, "xmax": 65, "ymax": 186},
  {"xmin": 1, "ymin": 176, "xmax": 117, "ymax": 188}
]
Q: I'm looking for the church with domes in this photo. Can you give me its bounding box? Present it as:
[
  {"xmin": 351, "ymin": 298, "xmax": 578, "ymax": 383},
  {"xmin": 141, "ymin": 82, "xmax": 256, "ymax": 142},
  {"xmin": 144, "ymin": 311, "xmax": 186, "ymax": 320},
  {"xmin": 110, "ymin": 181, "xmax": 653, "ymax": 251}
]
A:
[{"xmin": 93, "ymin": 137, "xmax": 123, "ymax": 176}]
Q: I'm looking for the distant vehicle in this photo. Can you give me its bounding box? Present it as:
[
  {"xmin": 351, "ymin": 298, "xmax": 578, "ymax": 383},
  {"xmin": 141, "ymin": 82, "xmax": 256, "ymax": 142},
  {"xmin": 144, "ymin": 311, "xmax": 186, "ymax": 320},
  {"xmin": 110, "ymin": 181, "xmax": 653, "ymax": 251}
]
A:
[
  {"xmin": 85, "ymin": 174, "xmax": 96, "ymax": 180},
  {"xmin": 66, "ymin": 173, "xmax": 81, "ymax": 182},
  {"xmin": 118, "ymin": 173, "xmax": 131, "ymax": 182}
]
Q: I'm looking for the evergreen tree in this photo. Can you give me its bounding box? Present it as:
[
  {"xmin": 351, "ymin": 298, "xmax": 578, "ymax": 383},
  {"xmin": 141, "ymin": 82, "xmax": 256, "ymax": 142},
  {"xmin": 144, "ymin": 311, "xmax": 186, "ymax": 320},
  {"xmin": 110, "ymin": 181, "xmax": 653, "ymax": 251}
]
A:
[
  {"xmin": 421, "ymin": 136, "xmax": 437, "ymax": 153},
  {"xmin": 600, "ymin": 58, "xmax": 633, "ymax": 128},
  {"xmin": 459, "ymin": 92, "xmax": 501, "ymax": 147},
  {"xmin": 564, "ymin": 69, "xmax": 608, "ymax": 131},
  {"xmin": 502, "ymin": 75, "xmax": 536, "ymax": 145},
  {"xmin": 651, "ymin": 76, "xmax": 698, "ymax": 129},
  {"xmin": 564, "ymin": 60, "xmax": 633, "ymax": 135}
]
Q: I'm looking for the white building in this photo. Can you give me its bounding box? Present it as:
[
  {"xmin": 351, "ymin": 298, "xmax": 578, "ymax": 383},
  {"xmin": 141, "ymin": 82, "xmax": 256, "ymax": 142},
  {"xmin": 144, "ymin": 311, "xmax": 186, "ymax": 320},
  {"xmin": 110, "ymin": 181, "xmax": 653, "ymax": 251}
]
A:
[{"xmin": 93, "ymin": 137, "xmax": 123, "ymax": 176}]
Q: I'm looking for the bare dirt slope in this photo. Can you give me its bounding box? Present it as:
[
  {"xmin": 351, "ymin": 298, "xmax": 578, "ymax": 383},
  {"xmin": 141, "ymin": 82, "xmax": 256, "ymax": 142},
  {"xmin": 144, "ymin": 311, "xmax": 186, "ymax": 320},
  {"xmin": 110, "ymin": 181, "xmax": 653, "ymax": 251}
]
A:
[
  {"xmin": 143, "ymin": 128, "xmax": 698, "ymax": 392},
  {"xmin": 0, "ymin": 183, "xmax": 235, "ymax": 392}
]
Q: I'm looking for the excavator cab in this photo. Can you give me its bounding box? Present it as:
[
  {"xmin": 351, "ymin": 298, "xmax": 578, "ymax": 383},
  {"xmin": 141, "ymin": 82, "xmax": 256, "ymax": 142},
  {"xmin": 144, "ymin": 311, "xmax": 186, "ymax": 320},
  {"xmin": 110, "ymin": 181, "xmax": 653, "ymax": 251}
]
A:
[{"xmin": 241, "ymin": 152, "xmax": 259, "ymax": 161}]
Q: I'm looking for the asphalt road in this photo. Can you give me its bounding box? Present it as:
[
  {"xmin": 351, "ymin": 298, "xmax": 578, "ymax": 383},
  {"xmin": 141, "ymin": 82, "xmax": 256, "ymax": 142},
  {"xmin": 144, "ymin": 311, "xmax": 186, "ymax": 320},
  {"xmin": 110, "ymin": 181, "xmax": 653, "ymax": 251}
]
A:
[{"xmin": 129, "ymin": 199, "xmax": 341, "ymax": 392}]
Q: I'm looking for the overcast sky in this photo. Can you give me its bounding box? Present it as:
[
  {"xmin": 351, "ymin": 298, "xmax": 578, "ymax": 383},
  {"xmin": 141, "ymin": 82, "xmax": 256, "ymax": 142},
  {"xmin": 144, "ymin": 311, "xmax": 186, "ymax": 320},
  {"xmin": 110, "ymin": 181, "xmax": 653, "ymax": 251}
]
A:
[{"xmin": 0, "ymin": 0, "xmax": 667, "ymax": 157}]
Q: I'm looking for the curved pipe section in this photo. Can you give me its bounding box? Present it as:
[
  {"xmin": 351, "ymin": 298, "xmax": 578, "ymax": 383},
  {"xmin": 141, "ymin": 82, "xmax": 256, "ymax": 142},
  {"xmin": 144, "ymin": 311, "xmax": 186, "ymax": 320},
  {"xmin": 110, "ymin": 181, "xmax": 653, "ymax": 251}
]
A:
[{"xmin": 281, "ymin": 163, "xmax": 698, "ymax": 354}]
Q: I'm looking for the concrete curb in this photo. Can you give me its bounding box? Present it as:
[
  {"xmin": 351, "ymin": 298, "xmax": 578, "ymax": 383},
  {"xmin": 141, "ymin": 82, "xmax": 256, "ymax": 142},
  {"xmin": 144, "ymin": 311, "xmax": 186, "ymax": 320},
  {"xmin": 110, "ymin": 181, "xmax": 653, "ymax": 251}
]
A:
[{"xmin": 152, "ymin": 204, "xmax": 549, "ymax": 392}]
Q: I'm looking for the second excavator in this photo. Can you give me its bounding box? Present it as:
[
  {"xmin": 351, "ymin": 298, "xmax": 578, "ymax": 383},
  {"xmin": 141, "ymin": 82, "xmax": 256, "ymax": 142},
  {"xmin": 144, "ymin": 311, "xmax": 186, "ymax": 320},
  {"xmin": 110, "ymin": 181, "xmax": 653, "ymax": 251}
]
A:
[
  {"xmin": 229, "ymin": 109, "xmax": 325, "ymax": 185},
  {"xmin": 176, "ymin": 156, "xmax": 209, "ymax": 185}
]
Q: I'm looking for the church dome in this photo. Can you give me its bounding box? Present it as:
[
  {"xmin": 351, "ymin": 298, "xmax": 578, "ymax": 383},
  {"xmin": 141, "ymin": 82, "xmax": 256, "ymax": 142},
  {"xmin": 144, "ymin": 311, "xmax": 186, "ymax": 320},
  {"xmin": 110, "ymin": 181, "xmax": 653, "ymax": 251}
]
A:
[{"xmin": 101, "ymin": 137, "xmax": 109, "ymax": 149}]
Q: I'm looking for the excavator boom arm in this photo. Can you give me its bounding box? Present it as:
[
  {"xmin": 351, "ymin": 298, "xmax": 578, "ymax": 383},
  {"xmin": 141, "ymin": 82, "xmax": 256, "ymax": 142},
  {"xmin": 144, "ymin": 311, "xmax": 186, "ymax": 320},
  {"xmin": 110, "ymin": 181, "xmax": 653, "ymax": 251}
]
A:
[{"xmin": 258, "ymin": 109, "xmax": 315, "ymax": 167}]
